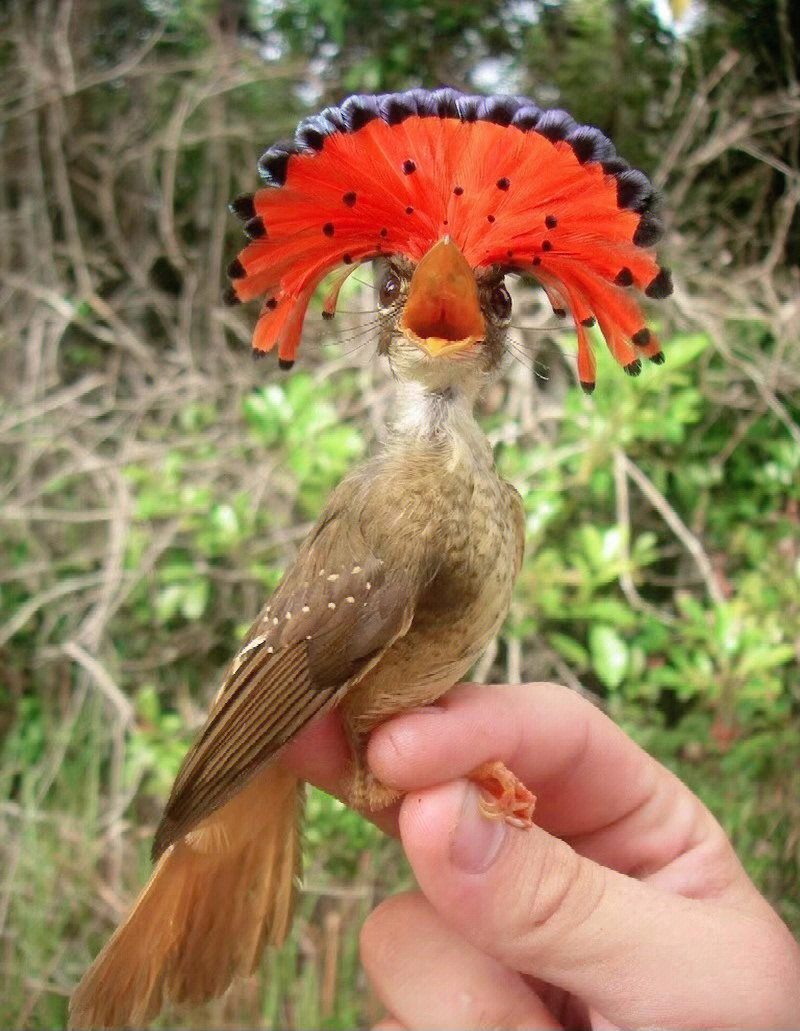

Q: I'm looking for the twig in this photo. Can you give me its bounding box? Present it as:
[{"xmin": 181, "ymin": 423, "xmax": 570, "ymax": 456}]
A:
[
  {"xmin": 61, "ymin": 640, "xmax": 133, "ymax": 727},
  {"xmin": 473, "ymin": 635, "xmax": 498, "ymax": 682},
  {"xmin": 506, "ymin": 635, "xmax": 521, "ymax": 685},
  {"xmin": 613, "ymin": 448, "xmax": 679, "ymax": 625},
  {"xmin": 654, "ymin": 50, "xmax": 740, "ymax": 189},
  {"xmin": 618, "ymin": 453, "xmax": 725, "ymax": 605},
  {"xmin": 543, "ymin": 648, "xmax": 604, "ymax": 707},
  {"xmin": 320, "ymin": 910, "xmax": 342, "ymax": 1018},
  {"xmin": 0, "ymin": 574, "xmax": 104, "ymax": 647}
]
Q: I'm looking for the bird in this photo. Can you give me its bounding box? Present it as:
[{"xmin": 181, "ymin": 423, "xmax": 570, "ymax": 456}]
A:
[{"xmin": 69, "ymin": 87, "xmax": 672, "ymax": 1028}]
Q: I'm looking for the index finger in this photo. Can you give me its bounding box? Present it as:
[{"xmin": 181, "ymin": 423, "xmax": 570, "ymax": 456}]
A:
[{"xmin": 366, "ymin": 681, "xmax": 721, "ymax": 875}]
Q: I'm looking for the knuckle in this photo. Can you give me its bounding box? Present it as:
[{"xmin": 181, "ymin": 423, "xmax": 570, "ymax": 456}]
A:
[{"xmin": 504, "ymin": 834, "xmax": 605, "ymax": 958}]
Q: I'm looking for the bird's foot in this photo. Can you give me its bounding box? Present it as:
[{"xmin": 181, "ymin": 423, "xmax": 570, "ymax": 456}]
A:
[
  {"xmin": 468, "ymin": 760, "xmax": 536, "ymax": 829},
  {"xmin": 347, "ymin": 768, "xmax": 401, "ymax": 813}
]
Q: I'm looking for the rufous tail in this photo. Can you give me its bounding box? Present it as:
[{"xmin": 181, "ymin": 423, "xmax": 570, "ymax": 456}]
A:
[{"xmin": 69, "ymin": 764, "xmax": 302, "ymax": 1029}]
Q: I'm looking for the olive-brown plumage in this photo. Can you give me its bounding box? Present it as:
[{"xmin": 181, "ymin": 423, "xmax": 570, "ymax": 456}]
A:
[{"xmin": 70, "ymin": 241, "xmax": 527, "ymax": 1029}]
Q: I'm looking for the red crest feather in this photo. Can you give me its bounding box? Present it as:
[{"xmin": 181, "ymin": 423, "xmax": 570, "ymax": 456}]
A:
[{"xmin": 226, "ymin": 89, "xmax": 672, "ymax": 388}]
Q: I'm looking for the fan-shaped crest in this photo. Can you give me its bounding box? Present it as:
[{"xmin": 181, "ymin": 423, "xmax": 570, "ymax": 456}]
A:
[{"xmin": 226, "ymin": 88, "xmax": 672, "ymax": 388}]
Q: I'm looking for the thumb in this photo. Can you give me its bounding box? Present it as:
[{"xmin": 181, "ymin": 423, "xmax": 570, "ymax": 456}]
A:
[{"xmin": 398, "ymin": 780, "xmax": 794, "ymax": 1030}]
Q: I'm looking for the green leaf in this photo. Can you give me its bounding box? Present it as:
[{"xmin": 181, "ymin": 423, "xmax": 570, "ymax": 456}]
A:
[
  {"xmin": 155, "ymin": 583, "xmax": 184, "ymax": 622},
  {"xmin": 549, "ymin": 632, "xmax": 589, "ymax": 668},
  {"xmin": 661, "ymin": 332, "xmax": 711, "ymax": 369},
  {"xmin": 210, "ymin": 502, "xmax": 240, "ymax": 542},
  {"xmin": 180, "ymin": 579, "xmax": 210, "ymax": 621},
  {"xmin": 589, "ymin": 624, "xmax": 629, "ymax": 689}
]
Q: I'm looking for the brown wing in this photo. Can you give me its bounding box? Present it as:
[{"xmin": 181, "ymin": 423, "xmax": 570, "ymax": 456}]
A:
[{"xmin": 152, "ymin": 505, "xmax": 420, "ymax": 858}]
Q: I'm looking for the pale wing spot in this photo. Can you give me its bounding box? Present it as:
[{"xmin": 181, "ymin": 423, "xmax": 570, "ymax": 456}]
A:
[
  {"xmin": 230, "ymin": 634, "xmax": 267, "ymax": 674},
  {"xmin": 351, "ymin": 564, "xmax": 362, "ymax": 574},
  {"xmin": 305, "ymin": 634, "xmax": 312, "ymax": 641},
  {"xmin": 266, "ymin": 645, "xmax": 274, "ymax": 654},
  {"xmin": 345, "ymin": 596, "xmax": 355, "ymax": 604},
  {"xmin": 327, "ymin": 573, "xmax": 339, "ymax": 582},
  {"xmin": 328, "ymin": 601, "xmax": 336, "ymax": 610},
  {"xmin": 240, "ymin": 635, "xmax": 266, "ymax": 655},
  {"xmin": 285, "ymin": 611, "xmax": 292, "ymax": 620},
  {"xmin": 302, "ymin": 604, "xmax": 311, "ymax": 613},
  {"xmin": 272, "ymin": 616, "xmax": 279, "ymax": 626},
  {"xmin": 365, "ymin": 581, "xmax": 372, "ymax": 590},
  {"xmin": 318, "ymin": 568, "xmax": 325, "ymax": 576}
]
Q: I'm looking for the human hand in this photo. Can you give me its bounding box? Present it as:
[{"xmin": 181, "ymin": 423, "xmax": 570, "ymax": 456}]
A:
[{"xmin": 282, "ymin": 682, "xmax": 800, "ymax": 1029}]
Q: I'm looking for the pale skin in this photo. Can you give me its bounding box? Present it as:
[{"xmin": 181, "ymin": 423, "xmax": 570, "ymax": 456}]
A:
[{"xmin": 281, "ymin": 681, "xmax": 800, "ymax": 1030}]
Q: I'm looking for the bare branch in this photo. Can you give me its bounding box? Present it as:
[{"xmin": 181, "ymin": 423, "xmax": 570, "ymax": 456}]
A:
[
  {"xmin": 61, "ymin": 640, "xmax": 133, "ymax": 728},
  {"xmin": 618, "ymin": 452, "xmax": 725, "ymax": 606}
]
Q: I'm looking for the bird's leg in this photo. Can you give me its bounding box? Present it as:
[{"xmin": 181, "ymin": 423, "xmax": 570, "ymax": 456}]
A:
[
  {"xmin": 340, "ymin": 677, "xmax": 537, "ymax": 822},
  {"xmin": 341, "ymin": 699, "xmax": 536, "ymax": 824},
  {"xmin": 343, "ymin": 722, "xmax": 402, "ymax": 812},
  {"xmin": 340, "ymin": 695, "xmax": 402, "ymax": 812},
  {"xmin": 468, "ymin": 760, "xmax": 537, "ymax": 829},
  {"xmin": 348, "ymin": 756, "xmax": 402, "ymax": 812}
]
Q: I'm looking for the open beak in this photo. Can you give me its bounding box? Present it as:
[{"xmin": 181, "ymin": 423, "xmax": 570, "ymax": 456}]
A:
[{"xmin": 400, "ymin": 238, "xmax": 485, "ymax": 357}]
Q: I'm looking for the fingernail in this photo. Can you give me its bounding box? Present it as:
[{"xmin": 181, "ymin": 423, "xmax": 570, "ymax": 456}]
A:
[{"xmin": 449, "ymin": 782, "xmax": 508, "ymax": 873}]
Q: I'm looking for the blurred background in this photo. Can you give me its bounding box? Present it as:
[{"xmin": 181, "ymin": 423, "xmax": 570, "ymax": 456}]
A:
[{"xmin": 1, "ymin": 0, "xmax": 799, "ymax": 1026}]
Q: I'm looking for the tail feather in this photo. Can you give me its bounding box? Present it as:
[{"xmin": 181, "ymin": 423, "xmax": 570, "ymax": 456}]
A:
[{"xmin": 69, "ymin": 764, "xmax": 302, "ymax": 1029}]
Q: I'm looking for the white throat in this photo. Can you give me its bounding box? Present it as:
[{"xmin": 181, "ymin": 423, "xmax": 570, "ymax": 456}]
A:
[{"xmin": 389, "ymin": 381, "xmax": 492, "ymax": 469}]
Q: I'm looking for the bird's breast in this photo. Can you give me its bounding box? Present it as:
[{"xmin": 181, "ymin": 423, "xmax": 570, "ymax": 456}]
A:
[
  {"xmin": 345, "ymin": 454, "xmax": 522, "ymax": 733},
  {"xmin": 414, "ymin": 469, "xmax": 519, "ymax": 656}
]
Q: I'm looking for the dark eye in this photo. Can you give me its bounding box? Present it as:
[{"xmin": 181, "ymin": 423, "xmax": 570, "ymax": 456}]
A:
[
  {"xmin": 379, "ymin": 271, "xmax": 401, "ymax": 307},
  {"xmin": 490, "ymin": 282, "xmax": 512, "ymax": 321}
]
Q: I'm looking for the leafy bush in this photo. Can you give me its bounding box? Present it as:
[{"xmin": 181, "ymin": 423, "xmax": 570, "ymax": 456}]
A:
[
  {"xmin": 494, "ymin": 331, "xmax": 800, "ymax": 925},
  {"xmin": 2, "ymin": 2, "xmax": 799, "ymax": 1026}
]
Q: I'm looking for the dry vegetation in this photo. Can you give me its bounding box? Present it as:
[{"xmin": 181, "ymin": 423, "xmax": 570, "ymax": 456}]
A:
[{"xmin": 1, "ymin": 1, "xmax": 798, "ymax": 1027}]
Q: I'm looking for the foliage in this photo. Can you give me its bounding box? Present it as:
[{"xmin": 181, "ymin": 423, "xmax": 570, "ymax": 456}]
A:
[
  {"xmin": 266, "ymin": 0, "xmax": 526, "ymax": 96},
  {"xmin": 1, "ymin": 0, "xmax": 799, "ymax": 1028},
  {"xmin": 517, "ymin": 0, "xmax": 678, "ymax": 171},
  {"xmin": 495, "ymin": 336, "xmax": 800, "ymax": 923},
  {"xmin": 698, "ymin": 0, "xmax": 800, "ymax": 91}
]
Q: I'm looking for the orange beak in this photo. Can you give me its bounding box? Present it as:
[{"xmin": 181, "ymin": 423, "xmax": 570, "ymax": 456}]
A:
[{"xmin": 400, "ymin": 238, "xmax": 485, "ymax": 357}]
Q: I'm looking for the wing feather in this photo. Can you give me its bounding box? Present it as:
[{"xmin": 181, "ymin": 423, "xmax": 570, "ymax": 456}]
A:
[
  {"xmin": 152, "ymin": 642, "xmax": 333, "ymax": 858},
  {"xmin": 152, "ymin": 501, "xmax": 421, "ymax": 858}
]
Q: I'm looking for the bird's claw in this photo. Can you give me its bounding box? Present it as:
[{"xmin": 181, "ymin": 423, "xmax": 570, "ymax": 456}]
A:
[{"xmin": 468, "ymin": 760, "xmax": 536, "ymax": 829}]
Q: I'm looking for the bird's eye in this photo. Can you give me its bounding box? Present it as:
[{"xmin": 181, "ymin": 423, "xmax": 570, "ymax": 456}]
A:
[
  {"xmin": 379, "ymin": 271, "xmax": 401, "ymax": 307},
  {"xmin": 490, "ymin": 282, "xmax": 512, "ymax": 321}
]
